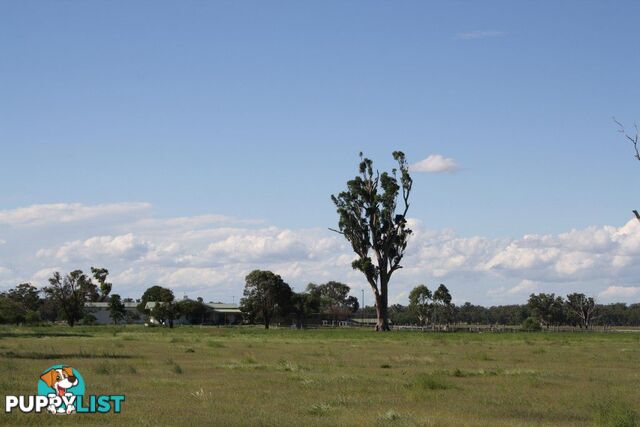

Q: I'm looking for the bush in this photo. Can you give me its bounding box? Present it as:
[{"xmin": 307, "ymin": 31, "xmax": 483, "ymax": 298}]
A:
[
  {"xmin": 522, "ymin": 317, "xmax": 541, "ymax": 331},
  {"xmin": 25, "ymin": 310, "xmax": 41, "ymax": 324},
  {"xmin": 80, "ymin": 314, "xmax": 97, "ymax": 325}
]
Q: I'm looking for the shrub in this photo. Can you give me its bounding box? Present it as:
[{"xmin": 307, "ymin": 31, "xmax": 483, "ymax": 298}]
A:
[
  {"xmin": 522, "ymin": 317, "xmax": 541, "ymax": 331},
  {"xmin": 80, "ymin": 314, "xmax": 97, "ymax": 326}
]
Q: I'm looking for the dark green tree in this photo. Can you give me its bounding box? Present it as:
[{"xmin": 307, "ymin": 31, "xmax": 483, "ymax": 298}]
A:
[
  {"xmin": 7, "ymin": 283, "xmax": 41, "ymax": 312},
  {"xmin": 91, "ymin": 267, "xmax": 112, "ymax": 301},
  {"xmin": 433, "ymin": 284, "xmax": 453, "ymax": 325},
  {"xmin": 153, "ymin": 301, "xmax": 180, "ymax": 328},
  {"xmin": 108, "ymin": 294, "xmax": 126, "ymax": 324},
  {"xmin": 527, "ymin": 293, "xmax": 564, "ymax": 329},
  {"xmin": 408, "ymin": 284, "xmax": 432, "ymax": 326},
  {"xmin": 0, "ymin": 294, "xmax": 26, "ymax": 324},
  {"xmin": 331, "ymin": 151, "xmax": 413, "ymax": 331},
  {"xmin": 565, "ymin": 293, "xmax": 596, "ymax": 329},
  {"xmin": 42, "ymin": 270, "xmax": 95, "ymax": 327},
  {"xmin": 240, "ymin": 270, "xmax": 292, "ymax": 329},
  {"xmin": 138, "ymin": 285, "xmax": 175, "ymax": 315},
  {"xmin": 177, "ymin": 299, "xmax": 208, "ymax": 324},
  {"xmin": 290, "ymin": 291, "xmax": 321, "ymax": 328},
  {"xmin": 316, "ymin": 281, "xmax": 359, "ymax": 321}
]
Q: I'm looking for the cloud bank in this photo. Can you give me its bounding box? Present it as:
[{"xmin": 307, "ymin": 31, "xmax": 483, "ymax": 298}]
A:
[{"xmin": 0, "ymin": 202, "xmax": 638, "ymax": 305}]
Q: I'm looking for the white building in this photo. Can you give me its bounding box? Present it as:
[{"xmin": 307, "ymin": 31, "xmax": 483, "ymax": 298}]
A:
[{"xmin": 84, "ymin": 301, "xmax": 144, "ymax": 324}]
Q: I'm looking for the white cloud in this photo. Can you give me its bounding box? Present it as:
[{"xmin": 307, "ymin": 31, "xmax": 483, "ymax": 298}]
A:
[
  {"xmin": 0, "ymin": 202, "xmax": 151, "ymax": 227},
  {"xmin": 410, "ymin": 155, "xmax": 460, "ymax": 173},
  {"xmin": 456, "ymin": 31, "xmax": 505, "ymax": 40},
  {"xmin": 47, "ymin": 233, "xmax": 151, "ymax": 263},
  {"xmin": 2, "ymin": 202, "xmax": 640, "ymax": 305},
  {"xmin": 599, "ymin": 286, "xmax": 640, "ymax": 301},
  {"xmin": 507, "ymin": 280, "xmax": 538, "ymax": 295}
]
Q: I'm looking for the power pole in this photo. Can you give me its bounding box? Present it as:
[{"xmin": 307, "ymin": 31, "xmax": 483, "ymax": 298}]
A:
[{"xmin": 361, "ymin": 289, "xmax": 365, "ymax": 326}]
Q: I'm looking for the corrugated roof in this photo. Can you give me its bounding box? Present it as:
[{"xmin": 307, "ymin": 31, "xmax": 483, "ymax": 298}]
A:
[
  {"xmin": 84, "ymin": 302, "xmax": 138, "ymax": 308},
  {"xmin": 205, "ymin": 303, "xmax": 242, "ymax": 313}
]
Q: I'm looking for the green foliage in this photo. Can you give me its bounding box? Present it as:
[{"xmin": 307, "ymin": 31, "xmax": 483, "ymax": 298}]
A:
[
  {"xmin": 177, "ymin": 299, "xmax": 208, "ymax": 324},
  {"xmin": 138, "ymin": 286, "xmax": 175, "ymax": 326},
  {"xmin": 42, "ymin": 270, "xmax": 96, "ymax": 327},
  {"xmin": 433, "ymin": 284, "xmax": 454, "ymax": 325},
  {"xmin": 0, "ymin": 296, "xmax": 26, "ymax": 325},
  {"xmin": 153, "ymin": 301, "xmax": 180, "ymax": 328},
  {"xmin": 409, "ymin": 284, "xmax": 432, "ymax": 326},
  {"xmin": 240, "ymin": 270, "xmax": 292, "ymax": 329},
  {"xmin": 527, "ymin": 293, "xmax": 565, "ymax": 328},
  {"xmin": 331, "ymin": 151, "xmax": 413, "ymax": 330},
  {"xmin": 310, "ymin": 281, "xmax": 359, "ymax": 321},
  {"xmin": 566, "ymin": 293, "xmax": 597, "ymax": 329},
  {"xmin": 24, "ymin": 310, "xmax": 41, "ymax": 324},
  {"xmin": 109, "ymin": 294, "xmax": 126, "ymax": 324},
  {"xmin": 6, "ymin": 283, "xmax": 40, "ymax": 312},
  {"xmin": 80, "ymin": 314, "xmax": 97, "ymax": 325},
  {"xmin": 290, "ymin": 290, "xmax": 320, "ymax": 328},
  {"xmin": 91, "ymin": 267, "xmax": 112, "ymax": 301},
  {"xmin": 522, "ymin": 317, "xmax": 542, "ymax": 331}
]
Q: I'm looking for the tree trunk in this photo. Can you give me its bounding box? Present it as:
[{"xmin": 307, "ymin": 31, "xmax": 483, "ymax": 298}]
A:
[{"xmin": 374, "ymin": 287, "xmax": 390, "ymax": 331}]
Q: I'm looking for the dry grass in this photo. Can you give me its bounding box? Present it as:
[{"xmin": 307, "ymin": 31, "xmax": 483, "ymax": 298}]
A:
[{"xmin": 0, "ymin": 326, "xmax": 639, "ymax": 426}]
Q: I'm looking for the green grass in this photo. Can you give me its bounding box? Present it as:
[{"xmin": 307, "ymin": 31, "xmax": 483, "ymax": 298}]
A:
[{"xmin": 0, "ymin": 325, "xmax": 639, "ymax": 426}]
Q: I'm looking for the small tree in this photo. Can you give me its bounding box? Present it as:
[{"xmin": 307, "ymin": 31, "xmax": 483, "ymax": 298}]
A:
[
  {"xmin": 108, "ymin": 294, "xmax": 126, "ymax": 324},
  {"xmin": 42, "ymin": 270, "xmax": 95, "ymax": 327},
  {"xmin": 408, "ymin": 284, "xmax": 432, "ymax": 327},
  {"xmin": 290, "ymin": 291, "xmax": 320, "ymax": 329},
  {"xmin": 138, "ymin": 285, "xmax": 175, "ymax": 315},
  {"xmin": 528, "ymin": 293, "xmax": 564, "ymax": 329},
  {"xmin": 0, "ymin": 294, "xmax": 26, "ymax": 325},
  {"xmin": 433, "ymin": 284, "xmax": 453, "ymax": 325},
  {"xmin": 7, "ymin": 283, "xmax": 41, "ymax": 312},
  {"xmin": 331, "ymin": 151, "xmax": 413, "ymax": 331},
  {"xmin": 153, "ymin": 301, "xmax": 180, "ymax": 328},
  {"xmin": 177, "ymin": 299, "xmax": 208, "ymax": 324},
  {"xmin": 240, "ymin": 270, "xmax": 292, "ymax": 329},
  {"xmin": 316, "ymin": 281, "xmax": 359, "ymax": 321},
  {"xmin": 565, "ymin": 293, "xmax": 596, "ymax": 329},
  {"xmin": 91, "ymin": 267, "xmax": 112, "ymax": 301}
]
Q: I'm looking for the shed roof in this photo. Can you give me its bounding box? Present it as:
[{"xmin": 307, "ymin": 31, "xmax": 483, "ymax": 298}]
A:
[
  {"xmin": 84, "ymin": 302, "xmax": 138, "ymax": 308},
  {"xmin": 206, "ymin": 303, "xmax": 242, "ymax": 313}
]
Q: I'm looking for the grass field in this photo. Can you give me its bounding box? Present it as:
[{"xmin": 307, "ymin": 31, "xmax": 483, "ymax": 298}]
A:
[{"xmin": 1, "ymin": 326, "xmax": 639, "ymax": 426}]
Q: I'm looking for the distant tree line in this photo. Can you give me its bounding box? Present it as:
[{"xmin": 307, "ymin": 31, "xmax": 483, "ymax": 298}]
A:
[
  {"xmin": 375, "ymin": 291, "xmax": 640, "ymax": 329},
  {"xmin": 0, "ymin": 268, "xmax": 143, "ymax": 326},
  {"xmin": 239, "ymin": 270, "xmax": 359, "ymax": 329},
  {"xmin": 2, "ymin": 268, "xmax": 640, "ymax": 329}
]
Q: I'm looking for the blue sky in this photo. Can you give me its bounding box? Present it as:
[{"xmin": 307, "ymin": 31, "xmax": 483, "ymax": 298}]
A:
[{"xmin": 1, "ymin": 1, "xmax": 639, "ymax": 304}]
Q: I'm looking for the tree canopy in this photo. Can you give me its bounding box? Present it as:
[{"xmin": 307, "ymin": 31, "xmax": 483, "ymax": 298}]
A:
[{"xmin": 240, "ymin": 270, "xmax": 292, "ymax": 329}]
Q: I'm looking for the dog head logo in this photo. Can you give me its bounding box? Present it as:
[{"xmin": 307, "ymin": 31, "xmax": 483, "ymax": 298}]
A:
[
  {"xmin": 37, "ymin": 365, "xmax": 85, "ymax": 414},
  {"xmin": 40, "ymin": 367, "xmax": 77, "ymax": 396}
]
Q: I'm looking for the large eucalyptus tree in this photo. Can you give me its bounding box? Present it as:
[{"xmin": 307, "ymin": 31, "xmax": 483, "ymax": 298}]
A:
[{"xmin": 331, "ymin": 151, "xmax": 413, "ymax": 331}]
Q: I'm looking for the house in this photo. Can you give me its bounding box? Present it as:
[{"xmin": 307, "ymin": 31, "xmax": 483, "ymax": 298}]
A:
[
  {"xmin": 84, "ymin": 301, "xmax": 144, "ymax": 325},
  {"xmin": 205, "ymin": 303, "xmax": 242, "ymax": 325},
  {"xmin": 144, "ymin": 299, "xmax": 242, "ymax": 326}
]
